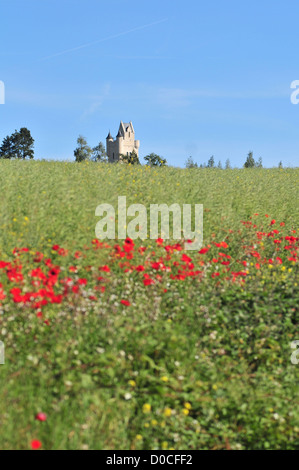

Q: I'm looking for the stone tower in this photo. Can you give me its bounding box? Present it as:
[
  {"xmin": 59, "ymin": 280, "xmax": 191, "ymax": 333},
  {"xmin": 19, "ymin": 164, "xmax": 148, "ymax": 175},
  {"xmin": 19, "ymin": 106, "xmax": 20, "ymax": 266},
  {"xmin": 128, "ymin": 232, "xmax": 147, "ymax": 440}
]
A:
[{"xmin": 106, "ymin": 121, "xmax": 140, "ymax": 163}]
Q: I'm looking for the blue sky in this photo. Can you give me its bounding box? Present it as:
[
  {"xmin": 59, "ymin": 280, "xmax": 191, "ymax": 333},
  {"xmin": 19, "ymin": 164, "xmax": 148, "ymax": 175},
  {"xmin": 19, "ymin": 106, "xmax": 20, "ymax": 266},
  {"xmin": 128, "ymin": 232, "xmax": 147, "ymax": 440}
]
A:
[{"xmin": 1, "ymin": 0, "xmax": 299, "ymax": 167}]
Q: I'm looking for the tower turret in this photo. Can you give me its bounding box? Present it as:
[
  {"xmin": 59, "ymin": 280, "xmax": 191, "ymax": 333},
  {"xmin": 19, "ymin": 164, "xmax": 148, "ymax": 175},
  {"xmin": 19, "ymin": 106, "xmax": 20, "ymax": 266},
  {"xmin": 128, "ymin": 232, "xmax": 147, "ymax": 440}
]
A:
[{"xmin": 106, "ymin": 131, "xmax": 113, "ymax": 141}]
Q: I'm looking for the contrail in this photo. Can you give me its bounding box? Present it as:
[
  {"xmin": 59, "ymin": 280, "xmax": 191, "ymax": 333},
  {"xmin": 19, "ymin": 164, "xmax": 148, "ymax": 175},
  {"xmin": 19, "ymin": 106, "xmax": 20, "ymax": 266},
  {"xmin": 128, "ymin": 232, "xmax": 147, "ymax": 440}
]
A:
[{"xmin": 41, "ymin": 18, "xmax": 168, "ymax": 60}]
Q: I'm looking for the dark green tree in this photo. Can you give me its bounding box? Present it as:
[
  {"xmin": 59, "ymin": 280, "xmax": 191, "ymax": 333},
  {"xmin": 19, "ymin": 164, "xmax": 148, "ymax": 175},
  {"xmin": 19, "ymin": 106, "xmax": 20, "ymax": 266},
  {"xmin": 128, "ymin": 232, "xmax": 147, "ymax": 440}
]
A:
[
  {"xmin": 121, "ymin": 150, "xmax": 140, "ymax": 165},
  {"xmin": 217, "ymin": 160, "xmax": 222, "ymax": 169},
  {"xmin": 144, "ymin": 153, "xmax": 167, "ymax": 167},
  {"xmin": 92, "ymin": 142, "xmax": 107, "ymax": 162},
  {"xmin": 74, "ymin": 136, "xmax": 92, "ymax": 162},
  {"xmin": 0, "ymin": 135, "xmax": 15, "ymax": 159},
  {"xmin": 244, "ymin": 151, "xmax": 255, "ymax": 168},
  {"xmin": 0, "ymin": 128, "xmax": 34, "ymax": 159},
  {"xmin": 207, "ymin": 155, "xmax": 215, "ymax": 168},
  {"xmin": 12, "ymin": 128, "xmax": 34, "ymax": 159}
]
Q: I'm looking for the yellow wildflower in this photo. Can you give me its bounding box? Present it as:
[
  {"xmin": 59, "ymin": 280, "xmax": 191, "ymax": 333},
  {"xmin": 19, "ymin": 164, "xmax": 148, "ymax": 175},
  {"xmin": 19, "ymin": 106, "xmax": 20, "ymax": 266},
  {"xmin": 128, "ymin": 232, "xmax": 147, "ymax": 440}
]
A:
[
  {"xmin": 142, "ymin": 403, "xmax": 151, "ymax": 414},
  {"xmin": 163, "ymin": 407, "xmax": 172, "ymax": 417}
]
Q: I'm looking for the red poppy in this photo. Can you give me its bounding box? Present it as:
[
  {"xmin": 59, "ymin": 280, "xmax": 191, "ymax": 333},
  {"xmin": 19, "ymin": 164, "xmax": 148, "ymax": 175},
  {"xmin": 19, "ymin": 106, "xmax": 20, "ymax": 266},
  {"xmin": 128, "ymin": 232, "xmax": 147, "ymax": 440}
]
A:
[
  {"xmin": 99, "ymin": 265, "xmax": 110, "ymax": 273},
  {"xmin": 181, "ymin": 254, "xmax": 192, "ymax": 263},
  {"xmin": 135, "ymin": 265, "xmax": 145, "ymax": 272},
  {"xmin": 35, "ymin": 413, "xmax": 47, "ymax": 422},
  {"xmin": 123, "ymin": 238, "xmax": 134, "ymax": 253},
  {"xmin": 143, "ymin": 278, "xmax": 155, "ymax": 286},
  {"xmin": 151, "ymin": 262, "xmax": 161, "ymax": 270},
  {"xmin": 31, "ymin": 440, "xmax": 42, "ymax": 450}
]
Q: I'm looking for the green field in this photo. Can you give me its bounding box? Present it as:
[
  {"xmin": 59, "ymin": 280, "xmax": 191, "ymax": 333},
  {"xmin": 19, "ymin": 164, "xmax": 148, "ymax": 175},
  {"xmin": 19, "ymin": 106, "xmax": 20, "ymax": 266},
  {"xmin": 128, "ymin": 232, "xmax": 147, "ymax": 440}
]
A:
[{"xmin": 0, "ymin": 160, "xmax": 298, "ymax": 450}]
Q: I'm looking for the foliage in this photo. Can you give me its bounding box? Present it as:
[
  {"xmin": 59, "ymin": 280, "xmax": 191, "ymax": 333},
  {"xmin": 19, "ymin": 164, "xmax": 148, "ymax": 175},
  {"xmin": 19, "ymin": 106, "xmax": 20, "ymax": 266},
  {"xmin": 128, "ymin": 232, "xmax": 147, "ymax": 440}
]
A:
[
  {"xmin": 225, "ymin": 159, "xmax": 231, "ymax": 169},
  {"xmin": 0, "ymin": 128, "xmax": 34, "ymax": 159},
  {"xmin": 0, "ymin": 135, "xmax": 15, "ymax": 159},
  {"xmin": 74, "ymin": 136, "xmax": 92, "ymax": 162},
  {"xmin": 185, "ymin": 156, "xmax": 198, "ymax": 168},
  {"xmin": 120, "ymin": 150, "xmax": 140, "ymax": 165},
  {"xmin": 92, "ymin": 142, "xmax": 107, "ymax": 162},
  {"xmin": 256, "ymin": 157, "xmax": 263, "ymax": 168},
  {"xmin": 244, "ymin": 151, "xmax": 256, "ymax": 168},
  {"xmin": 144, "ymin": 153, "xmax": 167, "ymax": 167},
  {"xmin": 207, "ymin": 155, "xmax": 215, "ymax": 168}
]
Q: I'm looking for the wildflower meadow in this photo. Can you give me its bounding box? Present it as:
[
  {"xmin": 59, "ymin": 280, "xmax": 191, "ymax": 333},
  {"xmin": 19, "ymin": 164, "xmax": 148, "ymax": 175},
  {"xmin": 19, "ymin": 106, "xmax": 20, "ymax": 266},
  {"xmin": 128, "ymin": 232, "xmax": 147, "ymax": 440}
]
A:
[{"xmin": 0, "ymin": 160, "xmax": 298, "ymax": 450}]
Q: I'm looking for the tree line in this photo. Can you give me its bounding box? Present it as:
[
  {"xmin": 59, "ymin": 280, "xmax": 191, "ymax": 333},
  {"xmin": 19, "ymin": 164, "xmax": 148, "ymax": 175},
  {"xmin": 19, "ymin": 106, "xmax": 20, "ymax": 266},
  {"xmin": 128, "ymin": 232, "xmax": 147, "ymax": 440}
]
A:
[
  {"xmin": 0, "ymin": 130, "xmax": 285, "ymax": 169},
  {"xmin": 185, "ymin": 152, "xmax": 284, "ymax": 169}
]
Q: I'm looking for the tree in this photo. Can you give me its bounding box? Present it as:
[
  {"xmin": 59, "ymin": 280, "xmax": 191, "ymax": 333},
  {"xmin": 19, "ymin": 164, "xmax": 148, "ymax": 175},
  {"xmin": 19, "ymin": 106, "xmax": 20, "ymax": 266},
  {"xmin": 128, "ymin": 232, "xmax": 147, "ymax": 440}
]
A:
[
  {"xmin": 244, "ymin": 151, "xmax": 255, "ymax": 168},
  {"xmin": 0, "ymin": 135, "xmax": 14, "ymax": 159},
  {"xmin": 217, "ymin": 160, "xmax": 222, "ymax": 169},
  {"xmin": 120, "ymin": 150, "xmax": 140, "ymax": 165},
  {"xmin": 225, "ymin": 159, "xmax": 231, "ymax": 169},
  {"xmin": 0, "ymin": 128, "xmax": 34, "ymax": 159},
  {"xmin": 74, "ymin": 136, "xmax": 92, "ymax": 162},
  {"xmin": 185, "ymin": 156, "xmax": 198, "ymax": 168},
  {"xmin": 256, "ymin": 156, "xmax": 263, "ymax": 168},
  {"xmin": 278, "ymin": 161, "xmax": 283, "ymax": 169},
  {"xmin": 12, "ymin": 128, "xmax": 34, "ymax": 159},
  {"xmin": 92, "ymin": 142, "xmax": 107, "ymax": 162},
  {"xmin": 207, "ymin": 155, "xmax": 215, "ymax": 168},
  {"xmin": 144, "ymin": 153, "xmax": 167, "ymax": 167}
]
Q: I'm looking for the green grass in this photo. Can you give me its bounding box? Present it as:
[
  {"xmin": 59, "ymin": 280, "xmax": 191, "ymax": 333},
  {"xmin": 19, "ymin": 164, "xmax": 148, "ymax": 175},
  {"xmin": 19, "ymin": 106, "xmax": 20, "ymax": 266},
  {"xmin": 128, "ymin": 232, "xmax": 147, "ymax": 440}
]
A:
[{"xmin": 0, "ymin": 160, "xmax": 298, "ymax": 450}]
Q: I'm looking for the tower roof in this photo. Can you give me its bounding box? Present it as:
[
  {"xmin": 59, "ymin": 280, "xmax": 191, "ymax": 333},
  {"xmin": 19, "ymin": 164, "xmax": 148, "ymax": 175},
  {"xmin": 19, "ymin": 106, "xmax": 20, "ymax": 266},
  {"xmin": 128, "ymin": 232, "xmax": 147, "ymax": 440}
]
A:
[
  {"xmin": 106, "ymin": 131, "xmax": 113, "ymax": 140},
  {"xmin": 119, "ymin": 121, "xmax": 134, "ymax": 135}
]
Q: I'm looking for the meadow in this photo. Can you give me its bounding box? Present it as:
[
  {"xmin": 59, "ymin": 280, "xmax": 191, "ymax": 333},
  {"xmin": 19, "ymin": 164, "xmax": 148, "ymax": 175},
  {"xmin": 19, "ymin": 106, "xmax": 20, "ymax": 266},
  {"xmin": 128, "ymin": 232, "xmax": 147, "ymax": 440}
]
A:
[{"xmin": 0, "ymin": 160, "xmax": 298, "ymax": 450}]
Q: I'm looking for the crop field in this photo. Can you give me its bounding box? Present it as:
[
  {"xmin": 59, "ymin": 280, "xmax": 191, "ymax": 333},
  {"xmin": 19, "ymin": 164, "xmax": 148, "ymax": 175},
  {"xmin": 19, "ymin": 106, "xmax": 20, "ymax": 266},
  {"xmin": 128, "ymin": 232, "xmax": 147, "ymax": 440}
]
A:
[{"xmin": 0, "ymin": 160, "xmax": 298, "ymax": 450}]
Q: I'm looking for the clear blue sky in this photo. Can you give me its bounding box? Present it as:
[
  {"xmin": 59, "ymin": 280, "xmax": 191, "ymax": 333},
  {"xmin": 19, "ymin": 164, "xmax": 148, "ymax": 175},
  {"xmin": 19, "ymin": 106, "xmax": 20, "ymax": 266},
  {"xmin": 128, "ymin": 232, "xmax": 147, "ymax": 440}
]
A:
[{"xmin": 1, "ymin": 0, "xmax": 299, "ymax": 167}]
